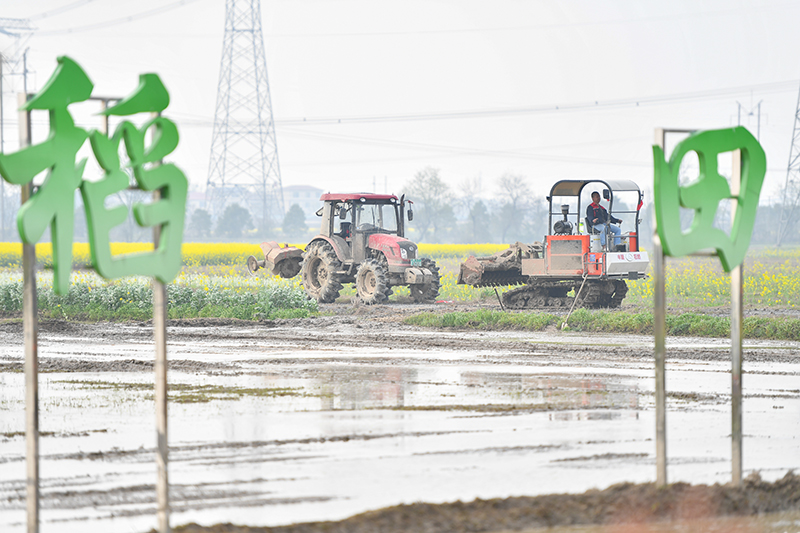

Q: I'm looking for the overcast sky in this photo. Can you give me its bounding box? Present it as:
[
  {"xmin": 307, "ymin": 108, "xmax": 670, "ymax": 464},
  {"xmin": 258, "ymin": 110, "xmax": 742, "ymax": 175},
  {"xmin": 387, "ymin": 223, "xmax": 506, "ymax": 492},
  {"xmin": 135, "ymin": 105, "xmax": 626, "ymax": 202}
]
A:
[{"xmin": 2, "ymin": 0, "xmax": 800, "ymax": 203}]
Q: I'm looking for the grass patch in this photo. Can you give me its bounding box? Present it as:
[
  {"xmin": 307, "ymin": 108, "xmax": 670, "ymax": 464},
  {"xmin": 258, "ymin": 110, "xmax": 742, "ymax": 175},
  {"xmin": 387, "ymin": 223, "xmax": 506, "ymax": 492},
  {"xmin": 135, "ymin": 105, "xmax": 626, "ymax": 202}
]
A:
[
  {"xmin": 405, "ymin": 309, "xmax": 559, "ymax": 330},
  {"xmin": 0, "ymin": 273, "xmax": 318, "ymax": 322},
  {"xmin": 58, "ymin": 380, "xmax": 309, "ymax": 404},
  {"xmin": 377, "ymin": 403, "xmax": 567, "ymax": 412},
  {"xmin": 378, "ymin": 401, "xmax": 632, "ymax": 412},
  {"xmin": 405, "ymin": 309, "xmax": 800, "ymax": 340}
]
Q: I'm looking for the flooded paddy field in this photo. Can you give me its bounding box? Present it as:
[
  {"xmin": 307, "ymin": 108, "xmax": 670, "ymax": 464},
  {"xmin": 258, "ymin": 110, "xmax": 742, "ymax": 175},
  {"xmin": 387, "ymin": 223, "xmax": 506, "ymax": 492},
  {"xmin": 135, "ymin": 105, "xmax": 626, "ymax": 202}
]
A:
[{"xmin": 0, "ymin": 306, "xmax": 798, "ymax": 532}]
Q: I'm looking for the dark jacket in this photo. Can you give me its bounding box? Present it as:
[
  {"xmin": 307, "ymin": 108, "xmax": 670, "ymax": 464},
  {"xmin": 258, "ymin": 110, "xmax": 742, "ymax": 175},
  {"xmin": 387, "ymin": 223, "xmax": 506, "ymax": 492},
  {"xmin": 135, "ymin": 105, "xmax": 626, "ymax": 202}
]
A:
[{"xmin": 586, "ymin": 202, "xmax": 620, "ymax": 226}]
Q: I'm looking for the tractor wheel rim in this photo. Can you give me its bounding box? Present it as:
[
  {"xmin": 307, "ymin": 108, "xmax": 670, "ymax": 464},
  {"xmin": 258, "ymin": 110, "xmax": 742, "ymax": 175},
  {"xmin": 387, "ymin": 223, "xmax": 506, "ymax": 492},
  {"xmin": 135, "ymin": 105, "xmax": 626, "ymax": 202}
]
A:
[{"xmin": 363, "ymin": 271, "xmax": 376, "ymax": 296}]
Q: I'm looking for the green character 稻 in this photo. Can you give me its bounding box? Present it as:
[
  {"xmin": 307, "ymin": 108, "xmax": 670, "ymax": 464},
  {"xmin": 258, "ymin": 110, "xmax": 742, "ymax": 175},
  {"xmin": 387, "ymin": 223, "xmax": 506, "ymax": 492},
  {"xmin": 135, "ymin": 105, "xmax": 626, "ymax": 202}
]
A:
[
  {"xmin": 81, "ymin": 73, "xmax": 188, "ymax": 284},
  {"xmin": 0, "ymin": 56, "xmax": 93, "ymax": 294}
]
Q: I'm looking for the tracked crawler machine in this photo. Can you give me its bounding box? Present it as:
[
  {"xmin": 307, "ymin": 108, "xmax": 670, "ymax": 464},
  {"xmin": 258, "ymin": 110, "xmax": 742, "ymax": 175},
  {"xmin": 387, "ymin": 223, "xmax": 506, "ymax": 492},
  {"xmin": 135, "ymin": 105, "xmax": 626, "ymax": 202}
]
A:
[
  {"xmin": 458, "ymin": 180, "xmax": 649, "ymax": 309},
  {"xmin": 247, "ymin": 193, "xmax": 440, "ymax": 304}
]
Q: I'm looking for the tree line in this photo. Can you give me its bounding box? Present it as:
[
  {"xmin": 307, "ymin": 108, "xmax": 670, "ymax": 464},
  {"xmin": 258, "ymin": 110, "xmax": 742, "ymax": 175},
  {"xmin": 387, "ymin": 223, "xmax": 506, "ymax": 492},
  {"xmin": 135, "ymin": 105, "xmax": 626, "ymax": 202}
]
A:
[{"xmin": 0, "ymin": 168, "xmax": 797, "ymax": 245}]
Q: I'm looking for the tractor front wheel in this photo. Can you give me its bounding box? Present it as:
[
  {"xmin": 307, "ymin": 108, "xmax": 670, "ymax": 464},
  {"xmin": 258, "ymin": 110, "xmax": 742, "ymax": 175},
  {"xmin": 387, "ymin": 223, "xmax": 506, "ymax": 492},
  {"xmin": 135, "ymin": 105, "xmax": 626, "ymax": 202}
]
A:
[
  {"xmin": 410, "ymin": 258, "xmax": 441, "ymax": 303},
  {"xmin": 355, "ymin": 259, "xmax": 390, "ymax": 305},
  {"xmin": 301, "ymin": 242, "xmax": 343, "ymax": 303}
]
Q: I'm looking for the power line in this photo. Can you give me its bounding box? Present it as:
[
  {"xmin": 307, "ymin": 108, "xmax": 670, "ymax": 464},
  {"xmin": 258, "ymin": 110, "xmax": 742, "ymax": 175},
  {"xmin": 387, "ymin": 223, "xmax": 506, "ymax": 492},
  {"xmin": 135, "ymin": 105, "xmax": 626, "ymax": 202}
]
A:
[
  {"xmin": 279, "ymin": 127, "xmax": 649, "ymax": 166},
  {"xmin": 274, "ymin": 81, "xmax": 798, "ymax": 125},
  {"xmin": 35, "ymin": 0, "xmax": 202, "ymax": 36},
  {"xmin": 28, "ymin": 0, "xmax": 97, "ymax": 21},
  {"xmin": 168, "ymin": 79, "xmax": 797, "ymax": 128},
  {"xmin": 265, "ymin": 1, "xmax": 800, "ymax": 37}
]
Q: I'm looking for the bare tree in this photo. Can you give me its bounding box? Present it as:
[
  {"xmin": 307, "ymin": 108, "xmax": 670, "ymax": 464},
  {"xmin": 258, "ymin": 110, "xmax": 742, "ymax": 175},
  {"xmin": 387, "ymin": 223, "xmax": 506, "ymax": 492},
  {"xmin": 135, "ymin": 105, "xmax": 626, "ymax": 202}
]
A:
[
  {"xmin": 403, "ymin": 167, "xmax": 453, "ymax": 242},
  {"xmin": 495, "ymin": 173, "xmax": 532, "ymax": 242},
  {"xmin": 467, "ymin": 200, "xmax": 492, "ymax": 243},
  {"xmin": 456, "ymin": 176, "xmax": 483, "ymax": 219}
]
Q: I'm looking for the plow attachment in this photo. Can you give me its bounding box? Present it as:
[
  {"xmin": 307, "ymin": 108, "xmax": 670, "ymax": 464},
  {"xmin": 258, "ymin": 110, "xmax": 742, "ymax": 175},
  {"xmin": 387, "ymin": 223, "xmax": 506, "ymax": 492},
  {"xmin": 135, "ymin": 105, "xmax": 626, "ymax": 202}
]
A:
[
  {"xmin": 457, "ymin": 242, "xmax": 538, "ymax": 287},
  {"xmin": 247, "ymin": 241, "xmax": 303, "ymax": 278}
]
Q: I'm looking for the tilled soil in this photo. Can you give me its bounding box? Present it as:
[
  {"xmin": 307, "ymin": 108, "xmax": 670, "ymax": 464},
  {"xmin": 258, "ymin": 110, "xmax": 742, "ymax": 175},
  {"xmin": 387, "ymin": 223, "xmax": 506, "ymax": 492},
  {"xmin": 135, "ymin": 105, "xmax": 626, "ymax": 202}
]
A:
[
  {"xmin": 169, "ymin": 472, "xmax": 800, "ymax": 533},
  {"xmin": 2, "ymin": 303, "xmax": 797, "ymax": 375},
  {"xmin": 2, "ymin": 303, "xmax": 799, "ymax": 533}
]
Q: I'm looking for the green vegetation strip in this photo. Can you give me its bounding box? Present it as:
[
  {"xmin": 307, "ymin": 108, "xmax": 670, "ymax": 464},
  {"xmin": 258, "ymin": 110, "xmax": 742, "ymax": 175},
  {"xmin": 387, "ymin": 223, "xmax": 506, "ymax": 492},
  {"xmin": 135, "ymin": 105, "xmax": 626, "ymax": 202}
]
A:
[
  {"xmin": 404, "ymin": 308, "xmax": 800, "ymax": 341},
  {"xmin": 0, "ymin": 279, "xmax": 317, "ymax": 321}
]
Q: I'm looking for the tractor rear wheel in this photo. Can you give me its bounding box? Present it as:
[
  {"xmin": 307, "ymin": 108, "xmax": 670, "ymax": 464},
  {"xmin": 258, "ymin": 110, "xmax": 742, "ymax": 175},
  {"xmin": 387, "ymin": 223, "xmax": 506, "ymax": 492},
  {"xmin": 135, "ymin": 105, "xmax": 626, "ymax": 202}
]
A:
[
  {"xmin": 355, "ymin": 259, "xmax": 389, "ymax": 305},
  {"xmin": 410, "ymin": 258, "xmax": 441, "ymax": 303},
  {"xmin": 301, "ymin": 242, "xmax": 343, "ymax": 303}
]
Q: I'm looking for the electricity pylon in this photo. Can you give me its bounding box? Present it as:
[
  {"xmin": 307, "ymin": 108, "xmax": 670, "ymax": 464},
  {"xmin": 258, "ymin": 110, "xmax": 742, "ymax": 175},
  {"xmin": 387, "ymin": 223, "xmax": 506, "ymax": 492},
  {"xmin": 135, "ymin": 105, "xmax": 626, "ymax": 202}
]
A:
[
  {"xmin": 205, "ymin": 0, "xmax": 284, "ymax": 230},
  {"xmin": 0, "ymin": 17, "xmax": 34, "ymax": 241},
  {"xmin": 777, "ymin": 84, "xmax": 800, "ymax": 246}
]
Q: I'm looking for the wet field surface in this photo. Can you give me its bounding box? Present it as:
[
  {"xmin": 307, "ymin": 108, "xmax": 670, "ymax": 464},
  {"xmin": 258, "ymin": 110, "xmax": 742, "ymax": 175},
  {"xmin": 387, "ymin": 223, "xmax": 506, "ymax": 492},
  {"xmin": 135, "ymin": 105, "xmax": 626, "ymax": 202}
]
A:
[{"xmin": 0, "ymin": 310, "xmax": 798, "ymax": 532}]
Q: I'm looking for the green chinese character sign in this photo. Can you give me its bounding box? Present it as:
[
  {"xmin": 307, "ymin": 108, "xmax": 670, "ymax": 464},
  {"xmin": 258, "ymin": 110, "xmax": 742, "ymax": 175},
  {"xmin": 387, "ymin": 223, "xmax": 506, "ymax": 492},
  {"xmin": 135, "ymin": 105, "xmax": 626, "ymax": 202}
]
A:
[
  {"xmin": 652, "ymin": 127, "xmax": 766, "ymax": 272},
  {"xmin": 0, "ymin": 56, "xmax": 187, "ymax": 294}
]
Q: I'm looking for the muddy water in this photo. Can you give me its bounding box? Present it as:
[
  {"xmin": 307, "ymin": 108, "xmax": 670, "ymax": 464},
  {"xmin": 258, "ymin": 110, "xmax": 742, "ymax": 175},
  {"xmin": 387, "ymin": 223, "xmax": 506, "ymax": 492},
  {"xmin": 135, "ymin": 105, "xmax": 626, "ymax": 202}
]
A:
[{"xmin": 0, "ymin": 319, "xmax": 798, "ymax": 533}]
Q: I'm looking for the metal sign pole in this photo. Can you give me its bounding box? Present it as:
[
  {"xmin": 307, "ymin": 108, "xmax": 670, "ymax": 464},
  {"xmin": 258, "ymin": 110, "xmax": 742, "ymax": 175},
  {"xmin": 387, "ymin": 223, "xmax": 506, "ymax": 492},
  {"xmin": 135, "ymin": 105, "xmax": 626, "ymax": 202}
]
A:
[
  {"xmin": 152, "ymin": 107, "xmax": 170, "ymax": 531},
  {"xmin": 654, "ymin": 237, "xmax": 667, "ymax": 487},
  {"xmin": 154, "ymin": 272, "xmax": 169, "ymax": 532},
  {"xmin": 731, "ymin": 149, "xmax": 743, "ymax": 486},
  {"xmin": 731, "ymin": 262, "xmax": 743, "ymax": 484},
  {"xmin": 653, "ymin": 128, "xmax": 667, "ymax": 488},
  {"xmin": 19, "ymin": 92, "xmax": 39, "ymax": 533}
]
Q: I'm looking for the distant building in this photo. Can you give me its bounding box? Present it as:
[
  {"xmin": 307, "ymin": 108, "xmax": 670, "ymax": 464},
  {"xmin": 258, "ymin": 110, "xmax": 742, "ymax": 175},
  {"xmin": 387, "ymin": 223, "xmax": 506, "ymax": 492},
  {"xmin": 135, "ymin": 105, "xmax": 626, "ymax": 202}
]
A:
[
  {"xmin": 187, "ymin": 190, "xmax": 207, "ymax": 215},
  {"xmin": 283, "ymin": 185, "xmax": 324, "ymax": 221}
]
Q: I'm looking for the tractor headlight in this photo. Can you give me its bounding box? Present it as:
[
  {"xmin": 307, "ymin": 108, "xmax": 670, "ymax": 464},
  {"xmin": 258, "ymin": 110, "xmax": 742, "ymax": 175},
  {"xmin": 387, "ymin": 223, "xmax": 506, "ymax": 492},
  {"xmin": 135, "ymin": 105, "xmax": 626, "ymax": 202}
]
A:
[{"xmin": 400, "ymin": 248, "xmax": 408, "ymax": 259}]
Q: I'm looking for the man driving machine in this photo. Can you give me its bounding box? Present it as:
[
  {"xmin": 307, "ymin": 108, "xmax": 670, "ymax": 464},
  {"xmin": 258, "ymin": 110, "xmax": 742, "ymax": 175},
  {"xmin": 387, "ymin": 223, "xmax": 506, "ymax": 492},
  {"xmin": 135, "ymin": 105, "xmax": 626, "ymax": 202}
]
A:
[{"xmin": 587, "ymin": 191, "xmax": 623, "ymax": 251}]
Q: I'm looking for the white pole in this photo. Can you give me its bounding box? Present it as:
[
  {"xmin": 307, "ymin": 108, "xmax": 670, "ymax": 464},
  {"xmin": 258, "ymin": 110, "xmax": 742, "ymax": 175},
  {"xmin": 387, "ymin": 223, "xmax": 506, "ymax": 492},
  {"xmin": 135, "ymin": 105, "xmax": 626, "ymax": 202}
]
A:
[
  {"xmin": 154, "ymin": 272, "xmax": 169, "ymax": 532},
  {"xmin": 653, "ymin": 127, "xmax": 667, "ymax": 487},
  {"xmin": 731, "ymin": 149, "xmax": 743, "ymax": 485},
  {"xmin": 152, "ymin": 109, "xmax": 170, "ymax": 532},
  {"xmin": 19, "ymin": 91, "xmax": 38, "ymax": 533}
]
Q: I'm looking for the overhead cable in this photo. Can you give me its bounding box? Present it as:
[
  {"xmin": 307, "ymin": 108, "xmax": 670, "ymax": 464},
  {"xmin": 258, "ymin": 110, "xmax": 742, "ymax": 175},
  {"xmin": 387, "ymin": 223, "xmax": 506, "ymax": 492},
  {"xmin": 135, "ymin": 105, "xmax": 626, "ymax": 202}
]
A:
[{"xmin": 35, "ymin": 0, "xmax": 202, "ymax": 36}]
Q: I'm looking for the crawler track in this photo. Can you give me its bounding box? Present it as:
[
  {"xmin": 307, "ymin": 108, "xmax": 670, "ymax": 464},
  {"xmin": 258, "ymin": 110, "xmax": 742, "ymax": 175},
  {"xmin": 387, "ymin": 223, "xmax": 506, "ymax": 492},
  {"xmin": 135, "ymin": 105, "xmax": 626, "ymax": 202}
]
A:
[{"xmin": 502, "ymin": 279, "xmax": 629, "ymax": 310}]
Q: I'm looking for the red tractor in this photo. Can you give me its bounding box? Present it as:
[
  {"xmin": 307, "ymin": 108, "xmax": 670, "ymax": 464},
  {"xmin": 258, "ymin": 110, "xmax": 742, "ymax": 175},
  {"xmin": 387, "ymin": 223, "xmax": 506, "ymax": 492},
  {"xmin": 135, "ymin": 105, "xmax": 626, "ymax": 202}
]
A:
[{"xmin": 247, "ymin": 193, "xmax": 441, "ymax": 304}]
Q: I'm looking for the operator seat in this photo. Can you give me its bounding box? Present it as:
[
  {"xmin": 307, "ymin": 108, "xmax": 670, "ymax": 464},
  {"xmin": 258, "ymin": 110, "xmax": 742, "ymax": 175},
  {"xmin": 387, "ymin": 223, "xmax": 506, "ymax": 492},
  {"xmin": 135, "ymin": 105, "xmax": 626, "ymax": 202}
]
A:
[
  {"xmin": 585, "ymin": 217, "xmax": 601, "ymax": 234},
  {"xmin": 338, "ymin": 221, "xmax": 352, "ymax": 239}
]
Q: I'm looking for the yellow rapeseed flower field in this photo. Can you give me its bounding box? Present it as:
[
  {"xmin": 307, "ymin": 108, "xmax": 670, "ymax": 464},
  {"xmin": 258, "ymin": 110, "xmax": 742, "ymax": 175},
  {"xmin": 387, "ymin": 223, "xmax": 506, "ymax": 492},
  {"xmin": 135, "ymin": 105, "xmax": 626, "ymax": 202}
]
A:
[
  {"xmin": 0, "ymin": 242, "xmax": 508, "ymax": 267},
  {"xmin": 2, "ymin": 242, "xmax": 800, "ymax": 307},
  {"xmin": 625, "ymin": 252, "xmax": 800, "ymax": 308}
]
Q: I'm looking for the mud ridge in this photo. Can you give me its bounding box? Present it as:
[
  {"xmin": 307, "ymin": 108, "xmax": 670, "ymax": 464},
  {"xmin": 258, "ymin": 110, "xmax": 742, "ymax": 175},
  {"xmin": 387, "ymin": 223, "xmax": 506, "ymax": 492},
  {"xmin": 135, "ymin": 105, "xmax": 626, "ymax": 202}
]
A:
[{"xmin": 169, "ymin": 472, "xmax": 800, "ymax": 533}]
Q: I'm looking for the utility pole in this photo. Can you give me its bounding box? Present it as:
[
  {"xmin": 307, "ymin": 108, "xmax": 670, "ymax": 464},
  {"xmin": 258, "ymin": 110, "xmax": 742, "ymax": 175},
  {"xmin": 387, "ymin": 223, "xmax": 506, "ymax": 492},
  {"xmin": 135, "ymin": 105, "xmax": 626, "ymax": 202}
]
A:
[
  {"xmin": 1, "ymin": 53, "xmax": 4, "ymax": 241},
  {"xmin": 736, "ymin": 99, "xmax": 762, "ymax": 140},
  {"xmin": 22, "ymin": 48, "xmax": 28, "ymax": 95}
]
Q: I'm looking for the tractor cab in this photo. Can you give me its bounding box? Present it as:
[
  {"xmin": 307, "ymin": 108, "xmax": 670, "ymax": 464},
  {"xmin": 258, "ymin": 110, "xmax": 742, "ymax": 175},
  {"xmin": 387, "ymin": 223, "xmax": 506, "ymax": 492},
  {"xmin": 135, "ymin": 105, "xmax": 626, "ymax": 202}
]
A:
[
  {"xmin": 546, "ymin": 179, "xmax": 644, "ymax": 252},
  {"xmin": 318, "ymin": 193, "xmax": 412, "ymax": 264},
  {"xmin": 247, "ymin": 192, "xmax": 437, "ymax": 305}
]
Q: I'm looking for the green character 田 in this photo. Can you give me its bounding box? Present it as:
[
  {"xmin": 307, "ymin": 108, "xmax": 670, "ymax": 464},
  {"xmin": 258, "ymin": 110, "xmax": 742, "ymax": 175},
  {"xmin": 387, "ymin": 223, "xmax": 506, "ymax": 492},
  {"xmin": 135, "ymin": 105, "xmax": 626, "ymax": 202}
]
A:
[{"xmin": 653, "ymin": 127, "xmax": 766, "ymax": 272}]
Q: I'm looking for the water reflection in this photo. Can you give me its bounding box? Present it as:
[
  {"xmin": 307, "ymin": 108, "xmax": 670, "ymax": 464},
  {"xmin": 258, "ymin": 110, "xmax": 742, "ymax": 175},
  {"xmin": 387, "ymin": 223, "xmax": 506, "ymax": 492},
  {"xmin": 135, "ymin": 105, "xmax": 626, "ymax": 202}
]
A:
[
  {"xmin": 310, "ymin": 366, "xmax": 640, "ymax": 412},
  {"xmin": 460, "ymin": 371, "xmax": 640, "ymax": 410},
  {"xmin": 316, "ymin": 367, "xmax": 419, "ymax": 410}
]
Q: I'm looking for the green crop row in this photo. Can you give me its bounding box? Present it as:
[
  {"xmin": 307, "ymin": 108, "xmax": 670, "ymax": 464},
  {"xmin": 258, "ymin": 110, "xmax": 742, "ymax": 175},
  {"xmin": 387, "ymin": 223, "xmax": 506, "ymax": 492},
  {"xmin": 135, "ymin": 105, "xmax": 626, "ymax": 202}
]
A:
[
  {"xmin": 404, "ymin": 308, "xmax": 800, "ymax": 341},
  {"xmin": 0, "ymin": 274, "xmax": 317, "ymax": 321}
]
